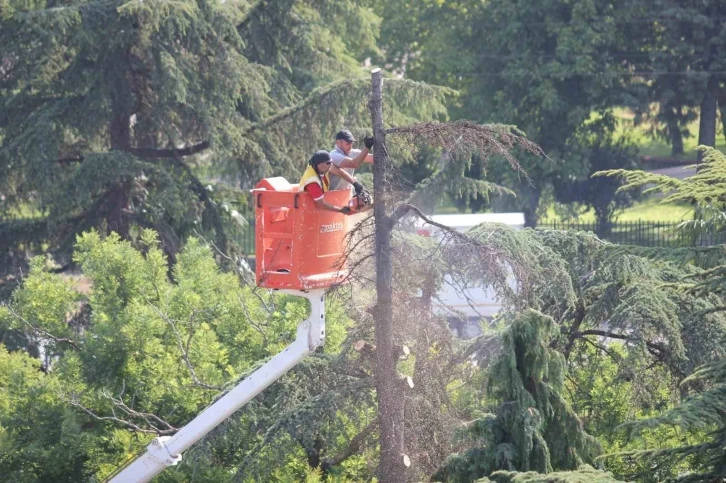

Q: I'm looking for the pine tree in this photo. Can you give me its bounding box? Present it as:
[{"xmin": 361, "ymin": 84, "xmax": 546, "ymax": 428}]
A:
[
  {"xmin": 614, "ymin": 360, "xmax": 726, "ymax": 483},
  {"xmin": 479, "ymin": 465, "xmax": 625, "ymax": 482},
  {"xmin": 0, "ymin": 0, "xmax": 448, "ymax": 287},
  {"xmin": 436, "ymin": 310, "xmax": 600, "ymax": 482},
  {"xmin": 427, "ymin": 215, "xmax": 726, "ymax": 481},
  {"xmin": 597, "ymin": 146, "xmax": 726, "ymax": 481}
]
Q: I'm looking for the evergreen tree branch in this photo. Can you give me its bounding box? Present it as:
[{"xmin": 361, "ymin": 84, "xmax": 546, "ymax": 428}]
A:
[
  {"xmin": 51, "ymin": 141, "xmax": 211, "ymax": 164},
  {"xmin": 128, "ymin": 141, "xmax": 210, "ymax": 159},
  {"xmin": 241, "ymin": 77, "xmax": 369, "ymax": 136},
  {"xmin": 320, "ymin": 420, "xmax": 378, "ymax": 471},
  {"xmin": 446, "ymin": 334, "xmax": 501, "ymax": 370},
  {"xmin": 574, "ymin": 329, "xmax": 666, "ymax": 355}
]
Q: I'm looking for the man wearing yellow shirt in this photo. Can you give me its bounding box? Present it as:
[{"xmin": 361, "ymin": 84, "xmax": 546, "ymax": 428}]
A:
[{"xmin": 299, "ymin": 150, "xmax": 365, "ymax": 214}]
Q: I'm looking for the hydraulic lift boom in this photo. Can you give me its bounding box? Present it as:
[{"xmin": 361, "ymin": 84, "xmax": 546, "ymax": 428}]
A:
[{"xmin": 107, "ymin": 289, "xmax": 326, "ymax": 483}]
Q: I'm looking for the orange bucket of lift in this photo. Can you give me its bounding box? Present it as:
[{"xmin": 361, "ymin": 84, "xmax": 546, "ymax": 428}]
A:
[{"xmin": 252, "ymin": 177, "xmax": 352, "ymax": 291}]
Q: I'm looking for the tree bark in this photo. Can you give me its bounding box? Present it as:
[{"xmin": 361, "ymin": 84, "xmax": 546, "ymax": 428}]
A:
[
  {"xmin": 108, "ymin": 113, "xmax": 132, "ymax": 238},
  {"xmin": 665, "ymin": 112, "xmax": 684, "ymax": 156},
  {"xmin": 717, "ymin": 84, "xmax": 726, "ymax": 146},
  {"xmin": 698, "ymin": 75, "xmax": 718, "ymax": 162},
  {"xmin": 522, "ymin": 184, "xmax": 541, "ymax": 228},
  {"xmin": 370, "ymin": 68, "xmax": 408, "ymax": 483}
]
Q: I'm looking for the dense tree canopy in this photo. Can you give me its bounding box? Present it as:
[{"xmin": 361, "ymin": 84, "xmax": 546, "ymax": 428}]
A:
[
  {"xmin": 0, "ymin": 0, "xmax": 449, "ymax": 290},
  {"xmin": 2, "ymin": 1, "xmax": 726, "ymax": 482}
]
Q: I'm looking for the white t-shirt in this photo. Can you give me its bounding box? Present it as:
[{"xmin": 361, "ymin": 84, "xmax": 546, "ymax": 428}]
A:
[{"xmin": 328, "ymin": 146, "xmax": 362, "ymax": 191}]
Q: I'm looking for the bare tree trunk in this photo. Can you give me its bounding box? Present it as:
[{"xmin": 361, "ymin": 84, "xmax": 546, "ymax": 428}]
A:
[
  {"xmin": 370, "ymin": 68, "xmax": 408, "ymax": 482},
  {"xmin": 717, "ymin": 84, "xmax": 726, "ymax": 146},
  {"xmin": 698, "ymin": 75, "xmax": 718, "ymax": 162},
  {"xmin": 665, "ymin": 111, "xmax": 684, "ymax": 156},
  {"xmin": 109, "ymin": 113, "xmax": 132, "ymax": 238},
  {"xmin": 522, "ymin": 184, "xmax": 541, "ymax": 228}
]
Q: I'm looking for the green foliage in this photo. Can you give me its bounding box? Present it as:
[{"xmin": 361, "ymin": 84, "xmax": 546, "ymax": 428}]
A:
[
  {"xmin": 376, "ymin": 0, "xmax": 641, "ymax": 225},
  {"xmin": 0, "ymin": 230, "xmax": 371, "ymax": 481},
  {"xmin": 479, "ymin": 464, "xmax": 625, "ymax": 482},
  {"xmin": 600, "ymin": 147, "xmax": 726, "ymax": 296},
  {"xmin": 0, "ymin": 0, "xmax": 450, "ymax": 282},
  {"xmin": 613, "ymin": 360, "xmax": 726, "ymax": 482},
  {"xmin": 430, "ymin": 221, "xmax": 726, "ymax": 481},
  {"xmin": 437, "ymin": 311, "xmax": 600, "ymax": 482},
  {"xmin": 567, "ymin": 342, "xmax": 704, "ymax": 482},
  {"xmin": 0, "ymin": 346, "xmax": 96, "ymax": 482},
  {"xmin": 602, "ymin": 147, "xmax": 726, "ymax": 206}
]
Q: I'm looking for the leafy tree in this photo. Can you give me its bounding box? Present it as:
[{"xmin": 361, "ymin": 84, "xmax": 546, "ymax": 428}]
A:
[
  {"xmin": 567, "ymin": 342, "xmax": 707, "ymax": 482},
  {"xmin": 0, "ymin": 0, "xmax": 448, "ymax": 290},
  {"xmin": 553, "ymin": 134, "xmax": 639, "ymax": 237},
  {"xmin": 616, "ymin": 360, "xmax": 726, "ymax": 483},
  {"xmin": 622, "ymin": 0, "xmax": 726, "ymax": 159},
  {"xmin": 479, "ymin": 465, "xmax": 625, "ymax": 482},
  {"xmin": 0, "ymin": 231, "xmax": 373, "ymax": 481},
  {"xmin": 375, "ymin": 0, "xmax": 640, "ymax": 226},
  {"xmin": 0, "ymin": 346, "xmax": 95, "ymax": 483},
  {"xmin": 595, "ymin": 146, "xmax": 726, "ymax": 481},
  {"xmin": 437, "ymin": 310, "xmax": 600, "ymax": 482}
]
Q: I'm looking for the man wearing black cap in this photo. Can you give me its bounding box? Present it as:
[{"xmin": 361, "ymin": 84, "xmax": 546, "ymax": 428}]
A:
[
  {"xmin": 328, "ymin": 129, "xmax": 374, "ymax": 191},
  {"xmin": 299, "ymin": 150, "xmax": 363, "ymax": 213}
]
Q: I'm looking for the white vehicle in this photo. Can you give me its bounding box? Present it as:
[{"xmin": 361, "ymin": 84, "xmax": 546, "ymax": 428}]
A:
[{"xmin": 414, "ymin": 213, "xmax": 524, "ymax": 338}]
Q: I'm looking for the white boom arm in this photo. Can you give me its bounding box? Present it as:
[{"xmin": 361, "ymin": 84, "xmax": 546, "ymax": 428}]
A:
[{"xmin": 107, "ymin": 289, "xmax": 326, "ymax": 483}]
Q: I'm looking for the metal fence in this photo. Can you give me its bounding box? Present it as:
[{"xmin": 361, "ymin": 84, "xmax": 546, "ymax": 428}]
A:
[
  {"xmin": 5, "ymin": 214, "xmax": 725, "ymax": 256},
  {"xmin": 239, "ymin": 212, "xmax": 256, "ymax": 255},
  {"xmin": 237, "ymin": 219, "xmax": 726, "ymax": 254},
  {"xmin": 538, "ymin": 220, "xmax": 726, "ymax": 247}
]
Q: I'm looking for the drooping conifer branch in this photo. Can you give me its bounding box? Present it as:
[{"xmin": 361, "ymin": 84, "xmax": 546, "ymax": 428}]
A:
[{"xmin": 128, "ymin": 141, "xmax": 210, "ymax": 159}]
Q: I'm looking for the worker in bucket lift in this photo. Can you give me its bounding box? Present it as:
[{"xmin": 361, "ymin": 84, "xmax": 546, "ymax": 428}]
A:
[
  {"xmin": 328, "ymin": 130, "xmax": 374, "ymax": 191},
  {"xmin": 300, "ymin": 150, "xmax": 367, "ymax": 214}
]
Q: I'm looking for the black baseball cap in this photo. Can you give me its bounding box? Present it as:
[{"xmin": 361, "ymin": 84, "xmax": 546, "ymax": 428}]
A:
[
  {"xmin": 309, "ymin": 150, "xmax": 332, "ymax": 166},
  {"xmin": 335, "ymin": 130, "xmax": 356, "ymax": 143}
]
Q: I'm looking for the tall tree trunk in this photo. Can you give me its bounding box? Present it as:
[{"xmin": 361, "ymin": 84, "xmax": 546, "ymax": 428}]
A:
[
  {"xmin": 370, "ymin": 68, "xmax": 408, "ymax": 482},
  {"xmin": 717, "ymin": 84, "xmax": 726, "ymax": 146},
  {"xmin": 594, "ymin": 206, "xmax": 613, "ymax": 239},
  {"xmin": 698, "ymin": 76, "xmax": 718, "ymax": 162},
  {"xmin": 522, "ymin": 185, "xmax": 541, "ymax": 228},
  {"xmin": 107, "ymin": 114, "xmax": 132, "ymax": 238},
  {"xmin": 665, "ymin": 112, "xmax": 684, "ymax": 156}
]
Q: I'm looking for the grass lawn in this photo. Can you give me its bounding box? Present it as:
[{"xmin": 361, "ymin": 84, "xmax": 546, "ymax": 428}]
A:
[
  {"xmin": 540, "ymin": 197, "xmax": 693, "ymax": 223},
  {"xmin": 614, "ymin": 108, "xmax": 726, "ymax": 160}
]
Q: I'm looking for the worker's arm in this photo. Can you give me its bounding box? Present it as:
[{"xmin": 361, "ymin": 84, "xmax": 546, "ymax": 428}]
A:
[
  {"xmin": 306, "ymin": 183, "xmax": 350, "ymax": 213},
  {"xmin": 314, "ymin": 198, "xmax": 350, "ymax": 214},
  {"xmin": 329, "ymin": 165, "xmax": 367, "ymax": 196},
  {"xmin": 329, "ymin": 164, "xmax": 359, "ymax": 185},
  {"xmin": 336, "ymin": 147, "xmax": 372, "ymax": 169},
  {"xmin": 335, "ymin": 136, "xmax": 375, "ymax": 168}
]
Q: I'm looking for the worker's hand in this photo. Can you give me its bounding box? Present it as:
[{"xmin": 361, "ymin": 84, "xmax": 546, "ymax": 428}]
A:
[
  {"xmin": 353, "ymin": 182, "xmax": 364, "ymax": 195},
  {"xmin": 340, "ymin": 206, "xmax": 352, "ymax": 215},
  {"xmin": 363, "ymin": 135, "xmax": 374, "ymax": 149}
]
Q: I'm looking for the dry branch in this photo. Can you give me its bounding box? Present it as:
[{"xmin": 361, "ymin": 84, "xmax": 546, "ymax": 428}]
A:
[
  {"xmin": 147, "ymin": 301, "xmax": 224, "ymax": 391},
  {"xmin": 3, "ymin": 303, "xmax": 80, "ymax": 350},
  {"xmin": 385, "ymin": 120, "xmax": 543, "ymax": 177}
]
